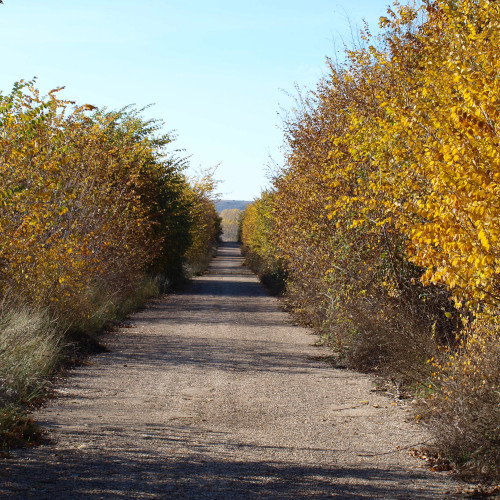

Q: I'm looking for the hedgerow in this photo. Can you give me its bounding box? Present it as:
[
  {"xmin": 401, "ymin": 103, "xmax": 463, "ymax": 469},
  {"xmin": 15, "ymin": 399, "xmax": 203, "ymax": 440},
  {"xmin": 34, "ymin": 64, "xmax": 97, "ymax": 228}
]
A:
[
  {"xmin": 241, "ymin": 0, "xmax": 499, "ymax": 479},
  {"xmin": 0, "ymin": 80, "xmax": 220, "ymax": 448}
]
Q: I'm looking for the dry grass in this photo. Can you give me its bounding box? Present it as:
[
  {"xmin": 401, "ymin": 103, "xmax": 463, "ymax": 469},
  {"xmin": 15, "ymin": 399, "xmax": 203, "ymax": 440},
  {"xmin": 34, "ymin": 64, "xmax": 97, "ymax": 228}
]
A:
[
  {"xmin": 0, "ymin": 306, "xmax": 63, "ymax": 449},
  {"xmin": 0, "ymin": 275, "xmax": 162, "ymax": 449},
  {"xmin": 0, "ymin": 307, "xmax": 63, "ymax": 405},
  {"xmin": 73, "ymin": 276, "xmax": 160, "ymax": 335}
]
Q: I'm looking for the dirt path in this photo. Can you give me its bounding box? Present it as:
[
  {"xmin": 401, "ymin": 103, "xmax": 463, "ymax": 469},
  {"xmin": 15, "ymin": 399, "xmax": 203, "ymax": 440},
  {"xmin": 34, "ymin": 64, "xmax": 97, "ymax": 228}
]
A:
[{"xmin": 1, "ymin": 243, "xmax": 461, "ymax": 499}]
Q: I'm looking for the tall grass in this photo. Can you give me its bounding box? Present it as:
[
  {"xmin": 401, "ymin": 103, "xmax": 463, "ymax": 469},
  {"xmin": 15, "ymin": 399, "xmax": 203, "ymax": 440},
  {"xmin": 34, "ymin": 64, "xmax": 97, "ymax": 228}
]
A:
[
  {"xmin": 0, "ymin": 306, "xmax": 63, "ymax": 449},
  {"xmin": 0, "ymin": 307, "xmax": 63, "ymax": 405},
  {"xmin": 0, "ymin": 277, "xmax": 161, "ymax": 449}
]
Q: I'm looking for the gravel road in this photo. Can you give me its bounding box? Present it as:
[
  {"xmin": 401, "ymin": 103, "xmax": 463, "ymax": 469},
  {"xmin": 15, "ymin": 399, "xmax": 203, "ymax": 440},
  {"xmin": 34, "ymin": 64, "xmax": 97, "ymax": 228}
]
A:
[{"xmin": 1, "ymin": 242, "xmax": 462, "ymax": 499}]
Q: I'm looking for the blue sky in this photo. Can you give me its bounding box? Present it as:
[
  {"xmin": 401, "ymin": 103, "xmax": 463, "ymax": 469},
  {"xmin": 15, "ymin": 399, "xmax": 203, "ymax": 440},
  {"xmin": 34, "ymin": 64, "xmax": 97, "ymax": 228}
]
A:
[{"xmin": 0, "ymin": 0, "xmax": 395, "ymax": 200}]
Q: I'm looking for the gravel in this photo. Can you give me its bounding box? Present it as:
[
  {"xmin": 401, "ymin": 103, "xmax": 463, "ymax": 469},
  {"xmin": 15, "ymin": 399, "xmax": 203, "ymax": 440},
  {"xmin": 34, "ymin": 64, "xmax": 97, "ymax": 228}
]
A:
[{"xmin": 1, "ymin": 243, "xmax": 463, "ymax": 499}]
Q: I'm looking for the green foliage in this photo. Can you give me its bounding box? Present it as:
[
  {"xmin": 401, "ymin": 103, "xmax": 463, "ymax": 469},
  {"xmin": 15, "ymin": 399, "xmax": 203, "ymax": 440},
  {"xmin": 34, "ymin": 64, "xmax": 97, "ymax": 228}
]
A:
[{"xmin": 0, "ymin": 79, "xmax": 220, "ymax": 448}]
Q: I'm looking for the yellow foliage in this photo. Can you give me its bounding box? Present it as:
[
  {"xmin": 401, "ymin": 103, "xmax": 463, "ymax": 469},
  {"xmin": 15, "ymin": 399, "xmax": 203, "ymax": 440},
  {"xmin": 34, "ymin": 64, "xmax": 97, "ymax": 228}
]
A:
[
  {"xmin": 243, "ymin": 0, "xmax": 500, "ymax": 475},
  {"xmin": 184, "ymin": 167, "xmax": 222, "ymax": 274},
  {"xmin": 0, "ymin": 81, "xmax": 219, "ymax": 328}
]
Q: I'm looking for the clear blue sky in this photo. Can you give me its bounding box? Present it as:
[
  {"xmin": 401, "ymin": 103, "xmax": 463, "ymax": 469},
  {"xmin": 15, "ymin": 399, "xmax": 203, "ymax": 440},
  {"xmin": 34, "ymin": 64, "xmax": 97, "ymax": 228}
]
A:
[{"xmin": 0, "ymin": 0, "xmax": 395, "ymax": 200}]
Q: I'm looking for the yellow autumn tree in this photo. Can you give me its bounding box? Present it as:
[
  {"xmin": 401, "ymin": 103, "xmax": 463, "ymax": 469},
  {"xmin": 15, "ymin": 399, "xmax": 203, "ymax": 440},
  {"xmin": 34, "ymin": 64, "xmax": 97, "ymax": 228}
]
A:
[{"xmin": 241, "ymin": 0, "xmax": 499, "ymax": 476}]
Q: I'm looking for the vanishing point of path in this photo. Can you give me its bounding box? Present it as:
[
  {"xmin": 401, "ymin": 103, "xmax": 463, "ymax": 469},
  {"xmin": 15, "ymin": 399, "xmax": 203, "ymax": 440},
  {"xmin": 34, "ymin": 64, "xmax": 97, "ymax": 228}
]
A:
[{"xmin": 2, "ymin": 243, "xmax": 460, "ymax": 499}]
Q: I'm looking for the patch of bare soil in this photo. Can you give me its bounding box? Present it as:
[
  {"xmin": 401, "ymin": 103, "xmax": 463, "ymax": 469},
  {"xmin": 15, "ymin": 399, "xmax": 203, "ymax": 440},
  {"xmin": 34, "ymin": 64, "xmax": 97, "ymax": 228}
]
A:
[{"xmin": 1, "ymin": 243, "xmax": 465, "ymax": 498}]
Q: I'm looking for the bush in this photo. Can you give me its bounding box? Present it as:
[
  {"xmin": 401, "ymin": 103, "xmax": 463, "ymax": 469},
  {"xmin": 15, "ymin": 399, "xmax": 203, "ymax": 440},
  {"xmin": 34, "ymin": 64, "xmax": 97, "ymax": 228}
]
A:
[
  {"xmin": 184, "ymin": 168, "xmax": 222, "ymax": 276},
  {"xmin": 420, "ymin": 318, "xmax": 500, "ymax": 479},
  {"xmin": 0, "ymin": 80, "xmax": 221, "ymax": 447},
  {"xmin": 240, "ymin": 192, "xmax": 286, "ymax": 295},
  {"xmin": 240, "ymin": 0, "xmax": 500, "ymax": 479}
]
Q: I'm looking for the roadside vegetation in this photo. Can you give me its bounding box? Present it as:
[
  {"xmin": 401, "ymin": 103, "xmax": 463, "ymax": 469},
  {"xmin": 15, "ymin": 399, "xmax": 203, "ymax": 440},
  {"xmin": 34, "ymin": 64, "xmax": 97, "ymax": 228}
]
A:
[
  {"xmin": 0, "ymin": 80, "xmax": 221, "ymax": 450},
  {"xmin": 241, "ymin": 0, "xmax": 500, "ymax": 481},
  {"xmin": 220, "ymin": 208, "xmax": 242, "ymax": 242}
]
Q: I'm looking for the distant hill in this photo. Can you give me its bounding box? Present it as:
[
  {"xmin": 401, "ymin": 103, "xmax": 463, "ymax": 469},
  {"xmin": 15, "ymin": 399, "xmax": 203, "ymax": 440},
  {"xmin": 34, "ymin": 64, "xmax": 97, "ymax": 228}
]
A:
[{"xmin": 215, "ymin": 200, "xmax": 251, "ymax": 213}]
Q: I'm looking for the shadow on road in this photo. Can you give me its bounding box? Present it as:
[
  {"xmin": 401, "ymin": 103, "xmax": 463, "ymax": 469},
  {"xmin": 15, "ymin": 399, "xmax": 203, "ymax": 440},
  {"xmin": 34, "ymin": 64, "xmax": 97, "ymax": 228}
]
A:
[{"xmin": 2, "ymin": 426, "xmax": 441, "ymax": 499}]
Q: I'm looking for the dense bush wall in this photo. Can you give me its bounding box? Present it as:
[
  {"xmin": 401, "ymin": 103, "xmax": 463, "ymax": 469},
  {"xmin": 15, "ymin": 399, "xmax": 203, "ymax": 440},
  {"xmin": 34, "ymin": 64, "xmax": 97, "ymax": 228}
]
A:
[
  {"xmin": 0, "ymin": 81, "xmax": 220, "ymax": 445},
  {"xmin": 241, "ymin": 0, "xmax": 500, "ymax": 478}
]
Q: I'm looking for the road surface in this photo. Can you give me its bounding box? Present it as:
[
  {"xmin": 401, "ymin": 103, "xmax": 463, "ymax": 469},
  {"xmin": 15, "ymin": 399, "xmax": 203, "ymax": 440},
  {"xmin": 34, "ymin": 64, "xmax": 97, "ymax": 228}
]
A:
[{"xmin": 1, "ymin": 243, "xmax": 460, "ymax": 498}]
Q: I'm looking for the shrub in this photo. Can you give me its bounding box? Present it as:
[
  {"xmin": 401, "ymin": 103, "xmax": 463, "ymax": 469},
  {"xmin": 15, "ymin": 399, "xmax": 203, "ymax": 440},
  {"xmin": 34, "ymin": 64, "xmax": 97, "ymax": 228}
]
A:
[
  {"xmin": 0, "ymin": 80, "xmax": 221, "ymax": 447},
  {"xmin": 240, "ymin": 191, "xmax": 285, "ymax": 294},
  {"xmin": 184, "ymin": 167, "xmax": 222, "ymax": 276},
  {"xmin": 240, "ymin": 0, "xmax": 500, "ymax": 478},
  {"xmin": 421, "ymin": 317, "xmax": 500, "ymax": 479}
]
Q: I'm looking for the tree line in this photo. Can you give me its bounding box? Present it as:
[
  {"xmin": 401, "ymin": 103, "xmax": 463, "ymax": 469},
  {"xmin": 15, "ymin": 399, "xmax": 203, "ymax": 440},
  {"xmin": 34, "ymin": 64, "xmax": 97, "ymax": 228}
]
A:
[
  {"xmin": 0, "ymin": 80, "xmax": 221, "ymax": 447},
  {"xmin": 241, "ymin": 0, "xmax": 499, "ymax": 480}
]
